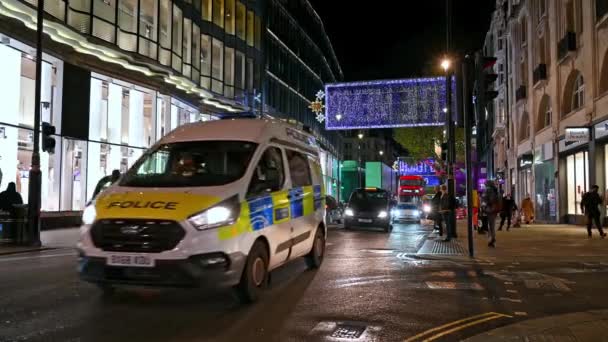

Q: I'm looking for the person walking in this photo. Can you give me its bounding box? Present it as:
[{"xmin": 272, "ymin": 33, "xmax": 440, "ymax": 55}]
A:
[
  {"xmin": 521, "ymin": 194, "xmax": 534, "ymax": 224},
  {"xmin": 439, "ymin": 184, "xmax": 456, "ymax": 241},
  {"xmin": 482, "ymin": 180, "xmax": 500, "ymax": 247},
  {"xmin": 498, "ymin": 193, "xmax": 517, "ymax": 231},
  {"xmin": 431, "ymin": 185, "xmax": 443, "ymax": 236},
  {"xmin": 581, "ymin": 185, "xmax": 606, "ymax": 239}
]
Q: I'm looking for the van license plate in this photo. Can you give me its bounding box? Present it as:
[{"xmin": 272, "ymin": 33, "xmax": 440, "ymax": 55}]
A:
[
  {"xmin": 358, "ymin": 219, "xmax": 372, "ymax": 223},
  {"xmin": 107, "ymin": 254, "xmax": 154, "ymax": 268}
]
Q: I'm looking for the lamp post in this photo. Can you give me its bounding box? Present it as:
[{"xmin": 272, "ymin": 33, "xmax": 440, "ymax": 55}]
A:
[
  {"xmin": 442, "ymin": 0, "xmax": 456, "ymax": 241},
  {"xmin": 358, "ymin": 132, "xmax": 364, "ymax": 188}
]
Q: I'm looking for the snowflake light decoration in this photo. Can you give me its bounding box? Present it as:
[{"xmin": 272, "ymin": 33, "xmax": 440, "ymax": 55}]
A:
[
  {"xmin": 316, "ymin": 90, "xmax": 325, "ymax": 100},
  {"xmin": 310, "ymin": 89, "xmax": 326, "ymax": 123}
]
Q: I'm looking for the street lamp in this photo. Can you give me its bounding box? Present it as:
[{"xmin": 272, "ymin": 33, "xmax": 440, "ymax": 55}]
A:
[
  {"xmin": 441, "ymin": 58, "xmax": 451, "ymax": 72},
  {"xmin": 357, "ymin": 132, "xmax": 364, "ymax": 188},
  {"xmin": 358, "ymin": 133, "xmax": 364, "ymax": 140},
  {"xmin": 379, "ymin": 151, "xmax": 384, "ymax": 156}
]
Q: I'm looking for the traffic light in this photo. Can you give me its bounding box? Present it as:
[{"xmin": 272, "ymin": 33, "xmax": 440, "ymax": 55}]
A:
[
  {"xmin": 441, "ymin": 142, "xmax": 448, "ymax": 161},
  {"xmin": 41, "ymin": 122, "xmax": 56, "ymax": 153},
  {"xmin": 474, "ymin": 52, "xmax": 498, "ymax": 125}
]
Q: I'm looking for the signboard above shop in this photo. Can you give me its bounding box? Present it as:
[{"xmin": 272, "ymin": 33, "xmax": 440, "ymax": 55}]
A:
[{"xmin": 560, "ymin": 127, "xmax": 590, "ymax": 153}]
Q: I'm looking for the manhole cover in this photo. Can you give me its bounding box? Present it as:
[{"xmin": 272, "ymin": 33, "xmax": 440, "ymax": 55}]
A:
[{"xmin": 330, "ymin": 324, "xmax": 367, "ymax": 339}]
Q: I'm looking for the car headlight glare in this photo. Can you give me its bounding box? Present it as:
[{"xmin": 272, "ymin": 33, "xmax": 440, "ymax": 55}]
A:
[
  {"xmin": 345, "ymin": 208, "xmax": 354, "ymax": 217},
  {"xmin": 82, "ymin": 205, "xmax": 97, "ymax": 225},
  {"xmin": 413, "ymin": 210, "xmax": 420, "ymax": 216},
  {"xmin": 188, "ymin": 196, "xmax": 240, "ymax": 231},
  {"xmin": 378, "ymin": 211, "xmax": 388, "ymax": 218},
  {"xmin": 423, "ymin": 204, "xmax": 431, "ymax": 213}
]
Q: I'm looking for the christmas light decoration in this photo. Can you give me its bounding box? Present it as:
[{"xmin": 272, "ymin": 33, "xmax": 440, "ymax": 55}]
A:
[
  {"xmin": 310, "ymin": 89, "xmax": 326, "ymax": 123},
  {"xmin": 325, "ymin": 77, "xmax": 456, "ymax": 130}
]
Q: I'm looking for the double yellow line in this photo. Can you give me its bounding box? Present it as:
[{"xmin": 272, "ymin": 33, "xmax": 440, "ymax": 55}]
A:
[{"xmin": 404, "ymin": 312, "xmax": 512, "ymax": 342}]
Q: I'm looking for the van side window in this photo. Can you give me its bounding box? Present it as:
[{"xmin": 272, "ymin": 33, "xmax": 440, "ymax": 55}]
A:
[
  {"xmin": 247, "ymin": 147, "xmax": 285, "ymax": 196},
  {"xmin": 286, "ymin": 150, "xmax": 312, "ymax": 187}
]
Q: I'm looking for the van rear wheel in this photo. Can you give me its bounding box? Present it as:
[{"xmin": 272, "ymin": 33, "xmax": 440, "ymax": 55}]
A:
[
  {"xmin": 305, "ymin": 228, "xmax": 325, "ymax": 269},
  {"xmin": 236, "ymin": 240, "xmax": 269, "ymax": 303}
]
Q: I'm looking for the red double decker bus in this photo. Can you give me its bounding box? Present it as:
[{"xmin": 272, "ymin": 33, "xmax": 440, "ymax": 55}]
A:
[{"xmin": 399, "ymin": 175, "xmax": 426, "ymax": 202}]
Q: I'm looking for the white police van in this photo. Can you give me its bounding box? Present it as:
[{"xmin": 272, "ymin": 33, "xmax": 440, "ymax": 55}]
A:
[{"xmin": 78, "ymin": 119, "xmax": 326, "ymax": 302}]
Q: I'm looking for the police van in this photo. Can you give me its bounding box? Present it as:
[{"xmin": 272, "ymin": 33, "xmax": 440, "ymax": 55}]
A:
[{"xmin": 78, "ymin": 119, "xmax": 326, "ymax": 302}]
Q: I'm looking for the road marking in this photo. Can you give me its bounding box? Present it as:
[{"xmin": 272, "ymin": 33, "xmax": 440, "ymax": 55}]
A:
[
  {"xmin": 514, "ymin": 311, "xmax": 528, "ymax": 316},
  {"xmin": 403, "ymin": 312, "xmax": 512, "ymax": 342},
  {"xmin": 506, "ymin": 289, "xmax": 518, "ymax": 293},
  {"xmin": 0, "ymin": 251, "xmax": 75, "ymax": 263},
  {"xmin": 499, "ymin": 297, "xmax": 523, "ymax": 303}
]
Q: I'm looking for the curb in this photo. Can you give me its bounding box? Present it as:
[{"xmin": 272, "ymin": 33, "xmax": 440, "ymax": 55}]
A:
[{"xmin": 0, "ymin": 247, "xmax": 56, "ymax": 256}]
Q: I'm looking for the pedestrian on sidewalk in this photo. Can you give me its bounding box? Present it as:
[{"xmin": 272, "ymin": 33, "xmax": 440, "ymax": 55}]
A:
[
  {"xmin": 482, "ymin": 180, "xmax": 500, "ymax": 247},
  {"xmin": 431, "ymin": 185, "xmax": 443, "ymax": 236},
  {"xmin": 581, "ymin": 185, "xmax": 606, "ymax": 239},
  {"xmin": 439, "ymin": 184, "xmax": 456, "ymax": 242},
  {"xmin": 521, "ymin": 194, "xmax": 534, "ymax": 224},
  {"xmin": 0, "ymin": 182, "xmax": 23, "ymax": 216},
  {"xmin": 498, "ymin": 193, "xmax": 517, "ymax": 231}
]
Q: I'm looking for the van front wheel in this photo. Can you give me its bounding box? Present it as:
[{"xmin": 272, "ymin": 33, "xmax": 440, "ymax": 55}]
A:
[
  {"xmin": 236, "ymin": 240, "xmax": 269, "ymax": 303},
  {"xmin": 305, "ymin": 228, "xmax": 325, "ymax": 269}
]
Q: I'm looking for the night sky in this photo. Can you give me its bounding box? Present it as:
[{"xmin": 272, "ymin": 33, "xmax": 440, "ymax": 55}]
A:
[{"xmin": 308, "ymin": 1, "xmax": 496, "ymax": 82}]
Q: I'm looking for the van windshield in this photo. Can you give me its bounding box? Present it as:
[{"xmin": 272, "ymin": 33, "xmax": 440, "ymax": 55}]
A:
[{"xmin": 120, "ymin": 141, "xmax": 258, "ymax": 187}]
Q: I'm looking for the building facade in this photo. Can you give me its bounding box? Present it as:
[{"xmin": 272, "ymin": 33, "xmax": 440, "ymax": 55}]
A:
[
  {"xmin": 486, "ymin": 0, "xmax": 608, "ymax": 223},
  {"xmin": 0, "ymin": 0, "xmax": 342, "ymax": 218}
]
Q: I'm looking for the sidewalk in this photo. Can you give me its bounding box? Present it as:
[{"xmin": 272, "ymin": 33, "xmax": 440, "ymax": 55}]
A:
[
  {"xmin": 464, "ymin": 310, "xmax": 608, "ymax": 341},
  {"xmin": 0, "ymin": 227, "xmax": 79, "ymax": 255},
  {"xmin": 432, "ymin": 220, "xmax": 608, "ymax": 262}
]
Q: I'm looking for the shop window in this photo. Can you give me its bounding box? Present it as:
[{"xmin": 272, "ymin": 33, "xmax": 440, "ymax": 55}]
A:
[
  {"xmin": 212, "ymin": 39, "xmax": 224, "ymax": 94},
  {"xmin": 201, "ymin": 34, "xmax": 211, "ymax": 90},
  {"xmin": 159, "ymin": 0, "xmax": 172, "ymax": 66},
  {"xmin": 182, "ymin": 18, "xmax": 192, "ymax": 78},
  {"xmin": 202, "ymin": 0, "xmax": 212, "ymax": 21},
  {"xmin": 247, "ymin": 10, "xmax": 254, "ymax": 47},
  {"xmin": 236, "ymin": 1, "xmax": 246, "ymax": 41},
  {"xmin": 255, "ymin": 15, "xmax": 261, "ymax": 49},
  {"xmin": 117, "ymin": 0, "xmax": 138, "ymax": 51},
  {"xmin": 224, "ymin": 47, "xmax": 235, "ymax": 98},
  {"xmin": 225, "ymin": 0, "xmax": 235, "ymax": 35},
  {"xmin": 213, "ymin": 0, "xmax": 225, "ymax": 28},
  {"xmin": 139, "ymin": 0, "xmax": 158, "ymax": 59},
  {"xmin": 61, "ymin": 138, "xmax": 88, "ymax": 211},
  {"xmin": 566, "ymin": 151, "xmax": 588, "ymax": 215},
  {"xmin": 172, "ymin": 5, "xmax": 183, "ymax": 72}
]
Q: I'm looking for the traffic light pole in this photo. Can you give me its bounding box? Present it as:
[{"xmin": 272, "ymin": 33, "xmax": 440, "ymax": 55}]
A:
[
  {"xmin": 27, "ymin": 1, "xmax": 44, "ymax": 246},
  {"xmin": 462, "ymin": 57, "xmax": 474, "ymax": 257}
]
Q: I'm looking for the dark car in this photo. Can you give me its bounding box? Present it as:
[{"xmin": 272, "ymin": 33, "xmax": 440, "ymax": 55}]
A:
[
  {"xmin": 391, "ymin": 203, "xmax": 422, "ymax": 224},
  {"xmin": 344, "ymin": 188, "xmax": 394, "ymax": 232}
]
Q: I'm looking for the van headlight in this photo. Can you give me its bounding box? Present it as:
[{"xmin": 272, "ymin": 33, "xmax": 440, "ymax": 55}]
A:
[
  {"xmin": 189, "ymin": 196, "xmax": 240, "ymax": 231},
  {"xmin": 344, "ymin": 208, "xmax": 354, "ymax": 217},
  {"xmin": 378, "ymin": 211, "xmax": 388, "ymax": 218},
  {"xmin": 82, "ymin": 204, "xmax": 97, "ymax": 225}
]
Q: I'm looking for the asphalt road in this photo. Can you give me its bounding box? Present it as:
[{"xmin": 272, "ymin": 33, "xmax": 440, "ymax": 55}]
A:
[{"xmin": 2, "ymin": 223, "xmax": 608, "ymax": 342}]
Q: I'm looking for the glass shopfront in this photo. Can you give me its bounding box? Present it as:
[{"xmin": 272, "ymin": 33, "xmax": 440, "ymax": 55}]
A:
[
  {"xmin": 566, "ymin": 150, "xmax": 589, "ymax": 215},
  {"xmin": 534, "ymin": 144, "xmax": 556, "ymax": 222},
  {"xmin": 0, "ymin": 41, "xmax": 63, "ymax": 211},
  {"xmin": 0, "ymin": 37, "xmax": 217, "ymax": 212}
]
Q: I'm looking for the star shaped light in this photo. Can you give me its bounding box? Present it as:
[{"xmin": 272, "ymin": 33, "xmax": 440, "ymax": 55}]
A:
[{"xmin": 316, "ymin": 90, "xmax": 325, "ymax": 100}]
